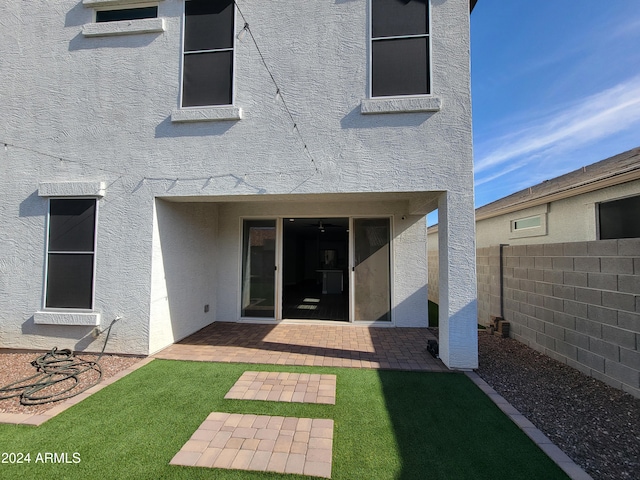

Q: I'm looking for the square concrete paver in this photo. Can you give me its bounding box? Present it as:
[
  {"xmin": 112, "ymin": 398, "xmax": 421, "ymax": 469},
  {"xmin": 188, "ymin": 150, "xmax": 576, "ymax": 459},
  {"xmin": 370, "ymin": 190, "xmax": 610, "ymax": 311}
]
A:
[
  {"xmin": 170, "ymin": 412, "xmax": 333, "ymax": 478},
  {"xmin": 225, "ymin": 371, "xmax": 336, "ymax": 405}
]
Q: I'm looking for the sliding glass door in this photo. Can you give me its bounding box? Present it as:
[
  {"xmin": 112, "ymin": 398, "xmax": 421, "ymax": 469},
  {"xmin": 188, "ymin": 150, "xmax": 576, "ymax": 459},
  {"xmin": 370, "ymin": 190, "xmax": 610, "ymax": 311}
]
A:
[
  {"xmin": 352, "ymin": 218, "xmax": 391, "ymax": 321},
  {"xmin": 241, "ymin": 219, "xmax": 276, "ymax": 317},
  {"xmin": 240, "ymin": 217, "xmax": 391, "ymax": 322}
]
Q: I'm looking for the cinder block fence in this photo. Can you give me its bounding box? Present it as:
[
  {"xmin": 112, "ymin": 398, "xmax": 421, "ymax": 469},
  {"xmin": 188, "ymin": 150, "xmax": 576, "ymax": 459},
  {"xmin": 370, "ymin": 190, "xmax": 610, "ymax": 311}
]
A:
[{"xmin": 430, "ymin": 239, "xmax": 640, "ymax": 398}]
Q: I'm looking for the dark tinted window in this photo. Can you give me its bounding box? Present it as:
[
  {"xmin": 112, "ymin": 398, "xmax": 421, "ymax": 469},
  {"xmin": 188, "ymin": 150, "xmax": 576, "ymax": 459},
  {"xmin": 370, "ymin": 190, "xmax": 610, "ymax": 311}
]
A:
[
  {"xmin": 46, "ymin": 254, "xmax": 94, "ymax": 309},
  {"xmin": 182, "ymin": 0, "xmax": 234, "ymax": 107},
  {"xmin": 49, "ymin": 199, "xmax": 96, "ymax": 252},
  {"xmin": 96, "ymin": 7, "xmax": 158, "ymax": 23},
  {"xmin": 371, "ymin": 0, "xmax": 429, "ymax": 97},
  {"xmin": 183, "ymin": 51, "xmax": 233, "ymax": 107},
  {"xmin": 599, "ymin": 195, "xmax": 640, "ymax": 239},
  {"xmin": 46, "ymin": 199, "xmax": 96, "ymax": 309},
  {"xmin": 184, "ymin": 0, "xmax": 234, "ymax": 51},
  {"xmin": 372, "ymin": 0, "xmax": 428, "ymax": 38},
  {"xmin": 372, "ymin": 37, "xmax": 429, "ymax": 97}
]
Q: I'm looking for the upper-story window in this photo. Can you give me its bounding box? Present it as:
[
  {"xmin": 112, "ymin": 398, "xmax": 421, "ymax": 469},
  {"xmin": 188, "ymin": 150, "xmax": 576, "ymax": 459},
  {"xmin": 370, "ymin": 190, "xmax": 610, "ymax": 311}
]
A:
[
  {"xmin": 371, "ymin": 0, "xmax": 430, "ymax": 97},
  {"xmin": 181, "ymin": 0, "xmax": 235, "ymax": 107}
]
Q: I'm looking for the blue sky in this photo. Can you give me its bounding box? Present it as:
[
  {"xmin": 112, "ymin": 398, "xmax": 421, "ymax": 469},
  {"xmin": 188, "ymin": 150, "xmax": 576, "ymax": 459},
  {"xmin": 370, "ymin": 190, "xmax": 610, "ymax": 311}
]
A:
[{"xmin": 470, "ymin": 1, "xmax": 640, "ymax": 209}]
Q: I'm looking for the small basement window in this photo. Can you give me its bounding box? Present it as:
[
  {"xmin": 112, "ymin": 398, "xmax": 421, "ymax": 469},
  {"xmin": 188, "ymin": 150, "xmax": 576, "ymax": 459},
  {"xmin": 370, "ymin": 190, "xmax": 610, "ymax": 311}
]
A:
[{"xmin": 95, "ymin": 6, "xmax": 158, "ymax": 22}]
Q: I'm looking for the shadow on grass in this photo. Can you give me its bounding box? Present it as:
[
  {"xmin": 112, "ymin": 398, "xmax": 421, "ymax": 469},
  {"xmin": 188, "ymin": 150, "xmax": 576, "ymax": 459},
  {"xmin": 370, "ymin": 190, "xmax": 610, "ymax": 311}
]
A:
[
  {"xmin": 377, "ymin": 370, "xmax": 569, "ymax": 480},
  {"xmin": 0, "ymin": 360, "xmax": 569, "ymax": 480}
]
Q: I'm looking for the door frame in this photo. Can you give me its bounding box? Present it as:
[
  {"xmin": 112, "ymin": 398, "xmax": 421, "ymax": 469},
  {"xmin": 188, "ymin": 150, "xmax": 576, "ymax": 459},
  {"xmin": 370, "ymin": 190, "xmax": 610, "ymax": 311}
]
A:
[
  {"xmin": 238, "ymin": 215, "xmax": 394, "ymax": 324},
  {"xmin": 349, "ymin": 216, "xmax": 394, "ymax": 325}
]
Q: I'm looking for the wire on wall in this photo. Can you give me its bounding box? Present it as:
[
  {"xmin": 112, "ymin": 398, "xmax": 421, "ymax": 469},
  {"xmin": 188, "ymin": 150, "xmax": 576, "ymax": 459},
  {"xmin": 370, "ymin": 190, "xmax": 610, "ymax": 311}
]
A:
[
  {"xmin": 1, "ymin": 139, "xmax": 313, "ymax": 194},
  {"xmin": 233, "ymin": 1, "xmax": 319, "ymax": 173}
]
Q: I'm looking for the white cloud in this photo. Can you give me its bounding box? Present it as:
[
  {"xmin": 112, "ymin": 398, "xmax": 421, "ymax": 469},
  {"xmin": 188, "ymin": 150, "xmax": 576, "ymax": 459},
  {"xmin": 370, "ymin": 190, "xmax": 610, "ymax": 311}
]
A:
[{"xmin": 474, "ymin": 75, "xmax": 640, "ymax": 179}]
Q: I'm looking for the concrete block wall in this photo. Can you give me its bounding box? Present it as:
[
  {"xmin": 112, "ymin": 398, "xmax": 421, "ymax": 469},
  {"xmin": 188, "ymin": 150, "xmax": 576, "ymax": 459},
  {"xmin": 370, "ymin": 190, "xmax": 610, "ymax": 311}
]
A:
[
  {"xmin": 476, "ymin": 246, "xmax": 502, "ymax": 328},
  {"xmin": 430, "ymin": 237, "xmax": 639, "ymax": 396},
  {"xmin": 501, "ymin": 239, "xmax": 640, "ymax": 398}
]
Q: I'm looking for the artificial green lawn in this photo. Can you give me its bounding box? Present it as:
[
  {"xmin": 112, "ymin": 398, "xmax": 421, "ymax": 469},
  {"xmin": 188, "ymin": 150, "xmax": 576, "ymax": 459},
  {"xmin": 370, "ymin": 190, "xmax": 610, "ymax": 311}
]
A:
[{"xmin": 0, "ymin": 360, "xmax": 568, "ymax": 479}]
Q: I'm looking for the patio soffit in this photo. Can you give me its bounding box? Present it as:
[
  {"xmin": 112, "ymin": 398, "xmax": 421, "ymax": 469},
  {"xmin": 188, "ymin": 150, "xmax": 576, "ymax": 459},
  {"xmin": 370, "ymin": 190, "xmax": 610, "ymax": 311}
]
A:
[{"xmin": 157, "ymin": 192, "xmax": 442, "ymax": 215}]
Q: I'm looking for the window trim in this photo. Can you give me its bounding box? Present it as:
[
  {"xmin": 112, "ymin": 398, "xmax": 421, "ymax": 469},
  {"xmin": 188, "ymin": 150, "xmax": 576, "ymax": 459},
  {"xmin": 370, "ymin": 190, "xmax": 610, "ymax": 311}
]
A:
[
  {"xmin": 82, "ymin": 1, "xmax": 164, "ymax": 37},
  {"xmin": 83, "ymin": 0, "xmax": 161, "ymax": 8},
  {"xmin": 596, "ymin": 193, "xmax": 640, "ymax": 240},
  {"xmin": 512, "ymin": 215, "xmax": 542, "ymax": 231},
  {"xmin": 508, "ymin": 212, "xmax": 547, "ymax": 240},
  {"xmin": 179, "ymin": 0, "xmax": 238, "ymax": 110},
  {"xmin": 43, "ymin": 197, "xmax": 99, "ymax": 312},
  {"xmin": 368, "ymin": 0, "xmax": 432, "ymax": 99}
]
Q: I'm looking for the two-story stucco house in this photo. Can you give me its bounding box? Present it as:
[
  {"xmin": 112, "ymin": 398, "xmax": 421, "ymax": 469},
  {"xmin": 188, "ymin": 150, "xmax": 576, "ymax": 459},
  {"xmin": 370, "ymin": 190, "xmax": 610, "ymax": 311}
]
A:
[{"xmin": 0, "ymin": 0, "xmax": 478, "ymax": 369}]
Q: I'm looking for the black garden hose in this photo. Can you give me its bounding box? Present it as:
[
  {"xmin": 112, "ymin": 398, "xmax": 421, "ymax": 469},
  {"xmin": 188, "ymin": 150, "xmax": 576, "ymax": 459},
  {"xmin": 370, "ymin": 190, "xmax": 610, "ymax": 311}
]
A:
[{"xmin": 0, "ymin": 317, "xmax": 119, "ymax": 405}]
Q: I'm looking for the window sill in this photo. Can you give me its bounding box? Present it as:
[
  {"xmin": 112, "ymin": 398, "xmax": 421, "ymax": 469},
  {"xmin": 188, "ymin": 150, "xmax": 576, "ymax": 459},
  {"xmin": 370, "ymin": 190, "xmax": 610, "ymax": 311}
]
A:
[
  {"xmin": 509, "ymin": 225, "xmax": 547, "ymax": 240},
  {"xmin": 34, "ymin": 311, "xmax": 101, "ymax": 326},
  {"xmin": 82, "ymin": 18, "xmax": 165, "ymax": 37},
  {"xmin": 171, "ymin": 106, "xmax": 243, "ymax": 123},
  {"xmin": 360, "ymin": 96, "xmax": 441, "ymax": 115}
]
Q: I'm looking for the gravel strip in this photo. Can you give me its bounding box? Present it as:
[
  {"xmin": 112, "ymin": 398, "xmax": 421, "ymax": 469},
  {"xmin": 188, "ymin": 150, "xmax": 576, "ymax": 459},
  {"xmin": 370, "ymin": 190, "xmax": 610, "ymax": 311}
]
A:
[
  {"xmin": 477, "ymin": 332, "xmax": 640, "ymax": 480},
  {"xmin": 0, "ymin": 350, "xmax": 143, "ymax": 415}
]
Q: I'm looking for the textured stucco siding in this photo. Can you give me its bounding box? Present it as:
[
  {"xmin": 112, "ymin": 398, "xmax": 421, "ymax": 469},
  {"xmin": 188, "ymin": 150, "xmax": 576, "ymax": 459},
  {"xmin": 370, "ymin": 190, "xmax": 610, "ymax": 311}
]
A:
[{"xmin": 0, "ymin": 0, "xmax": 475, "ymax": 360}]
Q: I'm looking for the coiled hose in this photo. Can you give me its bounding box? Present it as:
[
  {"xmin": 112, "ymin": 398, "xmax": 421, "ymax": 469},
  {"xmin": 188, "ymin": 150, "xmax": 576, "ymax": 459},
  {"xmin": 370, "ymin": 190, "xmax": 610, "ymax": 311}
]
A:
[{"xmin": 0, "ymin": 317, "xmax": 119, "ymax": 405}]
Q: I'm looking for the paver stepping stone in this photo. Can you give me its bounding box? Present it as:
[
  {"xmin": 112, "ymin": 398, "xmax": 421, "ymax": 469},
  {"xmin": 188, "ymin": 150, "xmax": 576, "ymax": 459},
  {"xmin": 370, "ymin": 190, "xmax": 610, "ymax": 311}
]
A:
[
  {"xmin": 224, "ymin": 371, "xmax": 336, "ymax": 405},
  {"xmin": 170, "ymin": 412, "xmax": 333, "ymax": 478}
]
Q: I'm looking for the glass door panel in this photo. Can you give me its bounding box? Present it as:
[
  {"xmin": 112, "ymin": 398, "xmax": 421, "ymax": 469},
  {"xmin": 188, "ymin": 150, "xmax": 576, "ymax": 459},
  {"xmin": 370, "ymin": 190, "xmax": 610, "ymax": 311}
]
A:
[
  {"xmin": 241, "ymin": 219, "xmax": 276, "ymax": 317},
  {"xmin": 353, "ymin": 218, "xmax": 391, "ymax": 321}
]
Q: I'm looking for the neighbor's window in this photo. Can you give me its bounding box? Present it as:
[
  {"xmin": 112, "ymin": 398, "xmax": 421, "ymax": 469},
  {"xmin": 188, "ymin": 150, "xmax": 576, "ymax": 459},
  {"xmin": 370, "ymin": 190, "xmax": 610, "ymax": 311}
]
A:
[
  {"xmin": 513, "ymin": 215, "xmax": 541, "ymax": 231},
  {"xmin": 371, "ymin": 0, "xmax": 430, "ymax": 97},
  {"xmin": 95, "ymin": 6, "xmax": 158, "ymax": 23},
  {"xmin": 45, "ymin": 199, "xmax": 97, "ymax": 309},
  {"xmin": 181, "ymin": 0, "xmax": 235, "ymax": 107},
  {"xmin": 598, "ymin": 195, "xmax": 640, "ymax": 239}
]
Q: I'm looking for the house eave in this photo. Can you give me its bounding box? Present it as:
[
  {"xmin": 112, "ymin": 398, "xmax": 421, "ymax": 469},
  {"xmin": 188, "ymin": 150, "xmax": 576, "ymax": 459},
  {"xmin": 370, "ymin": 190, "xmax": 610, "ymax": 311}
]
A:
[{"xmin": 475, "ymin": 167, "xmax": 640, "ymax": 222}]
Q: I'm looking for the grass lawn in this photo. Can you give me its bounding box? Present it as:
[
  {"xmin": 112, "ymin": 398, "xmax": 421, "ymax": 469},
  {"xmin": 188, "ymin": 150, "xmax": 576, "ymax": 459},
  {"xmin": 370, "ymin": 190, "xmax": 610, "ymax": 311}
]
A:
[{"xmin": 0, "ymin": 360, "xmax": 568, "ymax": 479}]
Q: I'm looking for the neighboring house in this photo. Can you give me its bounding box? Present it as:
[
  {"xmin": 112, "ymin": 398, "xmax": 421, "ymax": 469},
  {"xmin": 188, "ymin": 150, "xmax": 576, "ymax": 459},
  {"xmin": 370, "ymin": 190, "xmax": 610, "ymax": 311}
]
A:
[
  {"xmin": 428, "ymin": 147, "xmax": 640, "ymax": 397},
  {"xmin": 474, "ymin": 146, "xmax": 640, "ymax": 248},
  {"xmin": 0, "ymin": 0, "xmax": 478, "ymax": 369},
  {"xmin": 429, "ymin": 146, "xmax": 640, "ymax": 252}
]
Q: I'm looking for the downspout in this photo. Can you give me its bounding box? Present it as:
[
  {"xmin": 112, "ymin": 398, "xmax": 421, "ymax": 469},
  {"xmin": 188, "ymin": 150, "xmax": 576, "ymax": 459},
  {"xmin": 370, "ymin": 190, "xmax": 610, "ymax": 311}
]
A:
[{"xmin": 499, "ymin": 244, "xmax": 509, "ymax": 319}]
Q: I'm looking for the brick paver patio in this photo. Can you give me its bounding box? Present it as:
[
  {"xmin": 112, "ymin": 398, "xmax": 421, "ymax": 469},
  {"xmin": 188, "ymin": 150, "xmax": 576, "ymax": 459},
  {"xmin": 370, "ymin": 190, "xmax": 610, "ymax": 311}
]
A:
[
  {"xmin": 225, "ymin": 371, "xmax": 336, "ymax": 404},
  {"xmin": 154, "ymin": 322, "xmax": 447, "ymax": 371},
  {"xmin": 170, "ymin": 412, "xmax": 333, "ymax": 478},
  {"xmin": 160, "ymin": 322, "xmax": 443, "ymax": 479}
]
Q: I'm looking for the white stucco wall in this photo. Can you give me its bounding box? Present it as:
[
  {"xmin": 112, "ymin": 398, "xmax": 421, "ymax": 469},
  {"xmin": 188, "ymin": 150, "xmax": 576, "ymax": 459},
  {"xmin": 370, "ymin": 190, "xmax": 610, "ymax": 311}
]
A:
[
  {"xmin": 149, "ymin": 200, "xmax": 218, "ymax": 354},
  {"xmin": 0, "ymin": 0, "xmax": 475, "ymax": 362}
]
